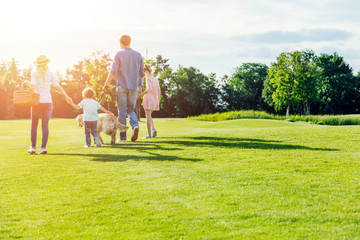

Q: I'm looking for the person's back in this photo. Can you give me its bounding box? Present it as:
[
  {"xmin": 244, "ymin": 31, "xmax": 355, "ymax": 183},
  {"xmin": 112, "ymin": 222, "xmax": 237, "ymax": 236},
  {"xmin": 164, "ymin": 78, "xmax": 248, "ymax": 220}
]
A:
[
  {"xmin": 26, "ymin": 55, "xmax": 72, "ymax": 155},
  {"xmin": 103, "ymin": 34, "xmax": 145, "ymax": 142},
  {"xmin": 113, "ymin": 48, "xmax": 143, "ymax": 90},
  {"xmin": 78, "ymin": 98, "xmax": 101, "ymax": 121}
]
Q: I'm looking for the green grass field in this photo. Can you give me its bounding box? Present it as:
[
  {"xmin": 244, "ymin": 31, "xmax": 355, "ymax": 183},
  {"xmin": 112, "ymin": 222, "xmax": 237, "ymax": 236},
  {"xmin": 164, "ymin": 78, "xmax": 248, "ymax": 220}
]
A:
[{"xmin": 1, "ymin": 118, "xmax": 360, "ymax": 239}]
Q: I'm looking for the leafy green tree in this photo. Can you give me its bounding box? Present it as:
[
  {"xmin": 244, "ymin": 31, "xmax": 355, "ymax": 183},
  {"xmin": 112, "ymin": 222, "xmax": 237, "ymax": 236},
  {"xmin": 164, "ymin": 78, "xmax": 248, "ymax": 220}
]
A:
[
  {"xmin": 0, "ymin": 62, "xmax": 9, "ymax": 119},
  {"xmin": 0, "ymin": 59, "xmax": 21, "ymax": 119},
  {"xmin": 267, "ymin": 51, "xmax": 319, "ymax": 115},
  {"xmin": 152, "ymin": 55, "xmax": 170, "ymax": 78},
  {"xmin": 165, "ymin": 66, "xmax": 220, "ymax": 117},
  {"xmin": 314, "ymin": 53, "xmax": 359, "ymax": 114},
  {"xmin": 85, "ymin": 51, "xmax": 114, "ymax": 111},
  {"xmin": 14, "ymin": 66, "xmax": 32, "ymax": 119},
  {"xmin": 223, "ymin": 63, "xmax": 269, "ymax": 111},
  {"xmin": 52, "ymin": 51, "xmax": 114, "ymax": 118},
  {"xmin": 292, "ymin": 51, "xmax": 320, "ymax": 115},
  {"xmin": 262, "ymin": 69, "xmax": 276, "ymax": 113},
  {"xmin": 145, "ymin": 55, "xmax": 174, "ymax": 117},
  {"xmin": 157, "ymin": 65, "xmax": 176, "ymax": 117}
]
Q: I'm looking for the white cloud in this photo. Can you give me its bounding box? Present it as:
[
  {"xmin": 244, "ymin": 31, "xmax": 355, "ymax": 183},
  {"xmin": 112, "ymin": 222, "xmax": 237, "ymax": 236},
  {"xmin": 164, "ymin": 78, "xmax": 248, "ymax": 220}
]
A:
[
  {"xmin": 232, "ymin": 29, "xmax": 352, "ymax": 44},
  {"xmin": 0, "ymin": 0, "xmax": 359, "ymax": 75}
]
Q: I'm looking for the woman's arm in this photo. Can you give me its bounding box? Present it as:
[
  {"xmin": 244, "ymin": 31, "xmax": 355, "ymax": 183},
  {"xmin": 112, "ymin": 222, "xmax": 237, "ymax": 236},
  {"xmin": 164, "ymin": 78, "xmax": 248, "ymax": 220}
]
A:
[
  {"xmin": 55, "ymin": 85, "xmax": 72, "ymax": 101},
  {"xmin": 55, "ymin": 85, "xmax": 77, "ymax": 109},
  {"xmin": 68, "ymin": 101, "xmax": 81, "ymax": 110}
]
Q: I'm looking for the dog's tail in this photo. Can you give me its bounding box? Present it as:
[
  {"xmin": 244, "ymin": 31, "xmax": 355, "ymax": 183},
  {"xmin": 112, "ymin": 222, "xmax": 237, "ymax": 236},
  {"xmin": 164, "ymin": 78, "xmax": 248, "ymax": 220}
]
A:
[
  {"xmin": 115, "ymin": 121, "xmax": 130, "ymax": 131},
  {"xmin": 108, "ymin": 114, "xmax": 129, "ymax": 131}
]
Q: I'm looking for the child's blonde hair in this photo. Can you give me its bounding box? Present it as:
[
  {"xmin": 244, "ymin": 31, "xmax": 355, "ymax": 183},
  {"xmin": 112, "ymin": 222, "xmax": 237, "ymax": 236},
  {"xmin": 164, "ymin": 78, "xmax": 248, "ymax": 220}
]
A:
[
  {"xmin": 144, "ymin": 64, "xmax": 152, "ymax": 74},
  {"xmin": 82, "ymin": 87, "xmax": 96, "ymax": 99}
]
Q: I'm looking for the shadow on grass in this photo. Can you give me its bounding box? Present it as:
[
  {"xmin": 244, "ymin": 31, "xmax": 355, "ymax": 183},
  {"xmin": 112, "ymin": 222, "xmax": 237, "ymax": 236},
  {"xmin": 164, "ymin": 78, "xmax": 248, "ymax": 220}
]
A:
[
  {"xmin": 100, "ymin": 143, "xmax": 181, "ymax": 151},
  {"xmin": 50, "ymin": 136, "xmax": 338, "ymax": 162},
  {"xmin": 151, "ymin": 136, "xmax": 339, "ymax": 151},
  {"xmin": 48, "ymin": 151, "xmax": 201, "ymax": 162}
]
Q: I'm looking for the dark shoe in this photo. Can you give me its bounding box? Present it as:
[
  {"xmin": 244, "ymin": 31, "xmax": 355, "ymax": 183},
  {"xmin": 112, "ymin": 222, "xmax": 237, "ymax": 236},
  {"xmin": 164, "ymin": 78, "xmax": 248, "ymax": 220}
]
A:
[{"xmin": 131, "ymin": 126, "xmax": 139, "ymax": 142}]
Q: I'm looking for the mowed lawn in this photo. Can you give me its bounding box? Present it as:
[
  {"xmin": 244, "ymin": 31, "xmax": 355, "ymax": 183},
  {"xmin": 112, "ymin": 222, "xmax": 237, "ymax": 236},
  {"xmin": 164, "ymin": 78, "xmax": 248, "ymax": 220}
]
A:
[{"xmin": 1, "ymin": 118, "xmax": 360, "ymax": 239}]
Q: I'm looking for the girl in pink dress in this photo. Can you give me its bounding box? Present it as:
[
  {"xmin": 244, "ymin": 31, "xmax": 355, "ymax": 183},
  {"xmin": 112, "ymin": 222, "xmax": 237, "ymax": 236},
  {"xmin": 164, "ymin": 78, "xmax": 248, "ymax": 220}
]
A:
[{"xmin": 139, "ymin": 64, "xmax": 161, "ymax": 139}]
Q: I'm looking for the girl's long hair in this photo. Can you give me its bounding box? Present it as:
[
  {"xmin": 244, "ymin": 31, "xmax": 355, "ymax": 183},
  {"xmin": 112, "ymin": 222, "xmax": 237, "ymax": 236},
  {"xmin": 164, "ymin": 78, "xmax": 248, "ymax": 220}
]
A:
[{"xmin": 35, "ymin": 64, "xmax": 49, "ymax": 84}]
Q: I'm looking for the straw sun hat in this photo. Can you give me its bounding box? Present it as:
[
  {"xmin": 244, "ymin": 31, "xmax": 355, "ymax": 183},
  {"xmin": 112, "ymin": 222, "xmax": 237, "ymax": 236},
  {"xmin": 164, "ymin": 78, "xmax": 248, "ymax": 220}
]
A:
[{"xmin": 35, "ymin": 55, "xmax": 50, "ymax": 66}]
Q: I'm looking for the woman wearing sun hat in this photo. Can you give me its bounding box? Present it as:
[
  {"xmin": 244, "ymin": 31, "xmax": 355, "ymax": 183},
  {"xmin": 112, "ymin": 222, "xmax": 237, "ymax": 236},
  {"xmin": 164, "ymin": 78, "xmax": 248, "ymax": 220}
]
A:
[{"xmin": 24, "ymin": 55, "xmax": 72, "ymax": 154}]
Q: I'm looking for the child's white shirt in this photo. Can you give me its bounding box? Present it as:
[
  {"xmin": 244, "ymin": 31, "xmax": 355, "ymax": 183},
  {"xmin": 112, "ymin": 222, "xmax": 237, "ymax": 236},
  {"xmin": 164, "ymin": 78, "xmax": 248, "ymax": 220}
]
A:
[{"xmin": 78, "ymin": 98, "xmax": 101, "ymax": 121}]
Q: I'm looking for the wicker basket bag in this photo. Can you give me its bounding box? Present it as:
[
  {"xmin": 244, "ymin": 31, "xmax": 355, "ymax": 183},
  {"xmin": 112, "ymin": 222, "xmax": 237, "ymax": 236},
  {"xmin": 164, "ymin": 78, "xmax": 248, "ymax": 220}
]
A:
[{"xmin": 13, "ymin": 82, "xmax": 40, "ymax": 107}]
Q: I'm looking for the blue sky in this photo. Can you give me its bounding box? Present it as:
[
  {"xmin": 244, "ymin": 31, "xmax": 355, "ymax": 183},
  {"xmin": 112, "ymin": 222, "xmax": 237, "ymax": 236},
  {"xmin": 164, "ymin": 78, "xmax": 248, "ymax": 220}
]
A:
[{"xmin": 1, "ymin": 0, "xmax": 359, "ymax": 76}]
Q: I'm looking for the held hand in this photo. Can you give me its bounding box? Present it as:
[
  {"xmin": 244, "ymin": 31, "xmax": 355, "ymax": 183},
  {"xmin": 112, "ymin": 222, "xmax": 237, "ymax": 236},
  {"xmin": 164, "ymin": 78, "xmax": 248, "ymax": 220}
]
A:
[{"xmin": 66, "ymin": 97, "xmax": 73, "ymax": 104}]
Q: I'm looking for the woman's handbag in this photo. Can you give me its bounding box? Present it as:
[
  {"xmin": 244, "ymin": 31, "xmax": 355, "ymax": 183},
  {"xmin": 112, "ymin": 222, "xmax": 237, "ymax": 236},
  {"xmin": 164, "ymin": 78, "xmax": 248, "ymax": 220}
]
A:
[{"xmin": 13, "ymin": 82, "xmax": 40, "ymax": 107}]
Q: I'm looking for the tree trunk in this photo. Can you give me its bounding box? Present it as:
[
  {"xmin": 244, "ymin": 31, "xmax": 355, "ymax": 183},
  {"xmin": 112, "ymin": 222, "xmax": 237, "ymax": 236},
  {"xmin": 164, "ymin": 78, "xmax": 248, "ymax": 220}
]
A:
[
  {"xmin": 304, "ymin": 101, "xmax": 310, "ymax": 115},
  {"xmin": 286, "ymin": 105, "xmax": 290, "ymax": 116}
]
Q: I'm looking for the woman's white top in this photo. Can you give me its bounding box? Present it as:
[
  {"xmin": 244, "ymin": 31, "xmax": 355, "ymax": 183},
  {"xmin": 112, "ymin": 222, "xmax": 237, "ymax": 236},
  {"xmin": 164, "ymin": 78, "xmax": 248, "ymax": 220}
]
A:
[{"xmin": 31, "ymin": 71, "xmax": 60, "ymax": 103}]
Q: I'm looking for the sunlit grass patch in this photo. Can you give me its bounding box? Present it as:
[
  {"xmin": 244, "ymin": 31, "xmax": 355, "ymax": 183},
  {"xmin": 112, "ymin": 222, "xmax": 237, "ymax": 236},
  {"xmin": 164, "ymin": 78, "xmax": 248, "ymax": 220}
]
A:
[{"xmin": 1, "ymin": 118, "xmax": 360, "ymax": 239}]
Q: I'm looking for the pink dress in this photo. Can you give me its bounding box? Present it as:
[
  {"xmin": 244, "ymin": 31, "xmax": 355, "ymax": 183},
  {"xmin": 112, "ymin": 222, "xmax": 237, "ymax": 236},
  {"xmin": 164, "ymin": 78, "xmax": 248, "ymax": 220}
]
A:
[{"xmin": 143, "ymin": 76, "xmax": 161, "ymax": 111}]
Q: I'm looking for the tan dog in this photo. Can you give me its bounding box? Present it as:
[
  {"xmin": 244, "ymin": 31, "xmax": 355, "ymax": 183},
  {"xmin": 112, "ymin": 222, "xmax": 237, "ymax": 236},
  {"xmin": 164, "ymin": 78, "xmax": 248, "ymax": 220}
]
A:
[{"xmin": 76, "ymin": 113, "xmax": 129, "ymax": 145}]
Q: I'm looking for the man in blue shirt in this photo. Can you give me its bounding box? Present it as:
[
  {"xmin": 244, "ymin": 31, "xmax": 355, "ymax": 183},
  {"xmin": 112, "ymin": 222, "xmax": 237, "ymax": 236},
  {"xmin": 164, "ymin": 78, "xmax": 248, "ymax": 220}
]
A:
[{"xmin": 103, "ymin": 35, "xmax": 145, "ymax": 142}]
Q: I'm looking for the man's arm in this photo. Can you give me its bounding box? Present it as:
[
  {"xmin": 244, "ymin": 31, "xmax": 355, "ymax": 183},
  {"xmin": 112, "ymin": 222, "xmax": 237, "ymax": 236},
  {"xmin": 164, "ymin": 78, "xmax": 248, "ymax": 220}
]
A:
[
  {"xmin": 139, "ymin": 57, "xmax": 145, "ymax": 78},
  {"xmin": 103, "ymin": 73, "xmax": 115, "ymax": 91},
  {"xmin": 103, "ymin": 54, "xmax": 119, "ymax": 90}
]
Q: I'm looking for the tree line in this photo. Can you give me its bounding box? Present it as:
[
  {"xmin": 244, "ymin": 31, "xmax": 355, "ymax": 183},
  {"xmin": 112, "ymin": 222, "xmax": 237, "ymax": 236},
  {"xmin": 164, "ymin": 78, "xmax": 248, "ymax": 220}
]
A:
[{"xmin": 1, "ymin": 50, "xmax": 360, "ymax": 120}]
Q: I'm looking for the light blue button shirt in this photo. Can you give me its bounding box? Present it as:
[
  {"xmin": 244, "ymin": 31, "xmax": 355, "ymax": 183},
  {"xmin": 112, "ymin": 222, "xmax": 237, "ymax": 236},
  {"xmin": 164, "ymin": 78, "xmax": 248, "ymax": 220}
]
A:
[
  {"xmin": 78, "ymin": 98, "xmax": 101, "ymax": 121},
  {"xmin": 110, "ymin": 48, "xmax": 145, "ymax": 90}
]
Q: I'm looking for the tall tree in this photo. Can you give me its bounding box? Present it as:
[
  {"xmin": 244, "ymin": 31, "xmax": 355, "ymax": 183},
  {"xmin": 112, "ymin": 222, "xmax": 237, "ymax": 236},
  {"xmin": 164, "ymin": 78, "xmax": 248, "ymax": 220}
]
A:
[
  {"xmin": 223, "ymin": 63, "xmax": 269, "ymax": 111},
  {"xmin": 166, "ymin": 66, "xmax": 220, "ymax": 117},
  {"xmin": 0, "ymin": 59, "xmax": 20, "ymax": 119},
  {"xmin": 314, "ymin": 53, "xmax": 358, "ymax": 114},
  {"xmin": 144, "ymin": 55, "xmax": 173, "ymax": 117},
  {"xmin": 0, "ymin": 62, "xmax": 9, "ymax": 119},
  {"xmin": 267, "ymin": 51, "xmax": 319, "ymax": 115},
  {"xmin": 14, "ymin": 66, "xmax": 33, "ymax": 119},
  {"xmin": 85, "ymin": 51, "xmax": 114, "ymax": 111},
  {"xmin": 54, "ymin": 51, "xmax": 114, "ymax": 118}
]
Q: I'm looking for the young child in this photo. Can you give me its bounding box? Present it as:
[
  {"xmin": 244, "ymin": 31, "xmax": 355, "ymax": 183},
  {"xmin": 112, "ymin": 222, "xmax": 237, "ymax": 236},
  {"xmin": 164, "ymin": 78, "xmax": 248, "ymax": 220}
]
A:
[
  {"xmin": 138, "ymin": 64, "xmax": 161, "ymax": 139},
  {"xmin": 68, "ymin": 87, "xmax": 112, "ymax": 147}
]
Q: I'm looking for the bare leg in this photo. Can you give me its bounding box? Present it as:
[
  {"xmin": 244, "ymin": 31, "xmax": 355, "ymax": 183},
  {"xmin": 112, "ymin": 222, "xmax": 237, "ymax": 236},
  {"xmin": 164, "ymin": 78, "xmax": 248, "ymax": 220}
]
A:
[
  {"xmin": 145, "ymin": 110, "xmax": 152, "ymax": 137},
  {"xmin": 150, "ymin": 112, "xmax": 154, "ymax": 130}
]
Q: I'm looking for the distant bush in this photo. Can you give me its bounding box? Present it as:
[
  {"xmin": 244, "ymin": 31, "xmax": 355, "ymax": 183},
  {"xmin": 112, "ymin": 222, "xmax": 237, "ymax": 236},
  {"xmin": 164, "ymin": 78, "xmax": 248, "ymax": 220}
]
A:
[
  {"xmin": 188, "ymin": 110, "xmax": 281, "ymax": 121},
  {"xmin": 187, "ymin": 111, "xmax": 360, "ymax": 126}
]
